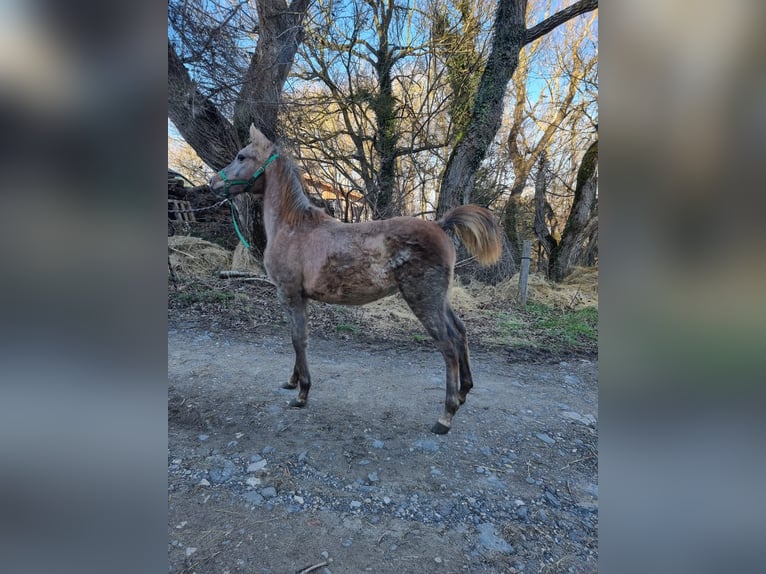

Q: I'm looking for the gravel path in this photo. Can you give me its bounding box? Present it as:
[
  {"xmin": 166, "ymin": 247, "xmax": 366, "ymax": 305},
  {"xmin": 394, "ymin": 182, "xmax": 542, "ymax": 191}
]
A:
[{"xmin": 168, "ymin": 326, "xmax": 597, "ymax": 573}]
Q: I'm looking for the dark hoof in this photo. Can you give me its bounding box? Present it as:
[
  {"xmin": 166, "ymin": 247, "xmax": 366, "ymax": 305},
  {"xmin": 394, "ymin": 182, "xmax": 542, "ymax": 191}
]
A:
[
  {"xmin": 431, "ymin": 421, "xmax": 451, "ymax": 434},
  {"xmin": 281, "ymin": 381, "xmax": 298, "ymax": 390},
  {"xmin": 288, "ymin": 398, "xmax": 307, "ymax": 408}
]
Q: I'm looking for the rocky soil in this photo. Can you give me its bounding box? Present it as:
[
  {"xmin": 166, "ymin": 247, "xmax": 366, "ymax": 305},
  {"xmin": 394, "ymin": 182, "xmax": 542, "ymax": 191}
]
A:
[{"xmin": 168, "ymin": 287, "xmax": 598, "ymax": 574}]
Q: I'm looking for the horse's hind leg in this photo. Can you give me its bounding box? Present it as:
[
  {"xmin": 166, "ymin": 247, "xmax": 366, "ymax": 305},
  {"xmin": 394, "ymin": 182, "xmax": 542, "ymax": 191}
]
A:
[
  {"xmin": 280, "ymin": 293, "xmax": 312, "ymax": 407},
  {"xmin": 447, "ymin": 305, "xmax": 473, "ymax": 404},
  {"xmin": 397, "ymin": 272, "xmax": 460, "ymax": 434}
]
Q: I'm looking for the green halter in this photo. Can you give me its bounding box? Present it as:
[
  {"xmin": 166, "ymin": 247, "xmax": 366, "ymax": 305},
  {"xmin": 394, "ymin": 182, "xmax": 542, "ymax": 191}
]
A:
[
  {"xmin": 219, "ymin": 153, "xmax": 279, "ymax": 249},
  {"xmin": 217, "ymin": 153, "xmax": 279, "ymax": 197}
]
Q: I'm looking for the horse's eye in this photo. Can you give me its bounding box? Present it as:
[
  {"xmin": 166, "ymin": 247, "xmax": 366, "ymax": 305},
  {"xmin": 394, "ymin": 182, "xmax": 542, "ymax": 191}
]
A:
[{"xmin": 237, "ymin": 154, "xmax": 245, "ymax": 161}]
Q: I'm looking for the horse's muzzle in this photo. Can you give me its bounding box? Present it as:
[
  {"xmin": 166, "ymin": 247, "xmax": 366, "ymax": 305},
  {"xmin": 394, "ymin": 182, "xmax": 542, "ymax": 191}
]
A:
[{"xmin": 209, "ymin": 174, "xmax": 227, "ymax": 197}]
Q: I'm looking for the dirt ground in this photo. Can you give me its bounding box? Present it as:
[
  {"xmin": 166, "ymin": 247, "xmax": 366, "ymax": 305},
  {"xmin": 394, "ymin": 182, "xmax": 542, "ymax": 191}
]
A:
[{"xmin": 168, "ymin": 279, "xmax": 598, "ymax": 573}]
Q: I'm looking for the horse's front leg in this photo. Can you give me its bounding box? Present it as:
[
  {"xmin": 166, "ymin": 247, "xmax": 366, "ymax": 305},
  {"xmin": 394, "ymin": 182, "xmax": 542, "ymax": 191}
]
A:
[{"xmin": 280, "ymin": 295, "xmax": 311, "ymax": 407}]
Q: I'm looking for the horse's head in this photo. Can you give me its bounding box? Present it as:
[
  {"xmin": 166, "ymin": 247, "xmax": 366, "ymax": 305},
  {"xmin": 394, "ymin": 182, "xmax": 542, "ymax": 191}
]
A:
[{"xmin": 209, "ymin": 124, "xmax": 279, "ymax": 197}]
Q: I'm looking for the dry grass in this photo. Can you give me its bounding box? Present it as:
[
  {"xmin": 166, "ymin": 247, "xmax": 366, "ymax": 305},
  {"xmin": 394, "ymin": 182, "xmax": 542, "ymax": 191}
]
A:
[
  {"xmin": 168, "ymin": 236, "xmax": 231, "ymax": 278},
  {"xmin": 168, "ymin": 239, "xmax": 598, "ymax": 356},
  {"xmin": 462, "ymin": 268, "xmax": 598, "ymax": 311}
]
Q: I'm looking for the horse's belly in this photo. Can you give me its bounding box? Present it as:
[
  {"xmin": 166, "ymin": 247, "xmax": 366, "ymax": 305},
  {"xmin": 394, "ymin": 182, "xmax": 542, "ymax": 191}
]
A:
[{"xmin": 306, "ymin": 263, "xmax": 398, "ymax": 305}]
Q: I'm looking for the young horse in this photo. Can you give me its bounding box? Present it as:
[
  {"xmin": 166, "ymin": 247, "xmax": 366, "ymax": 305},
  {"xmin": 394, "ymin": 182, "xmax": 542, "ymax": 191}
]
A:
[{"xmin": 210, "ymin": 125, "xmax": 502, "ymax": 434}]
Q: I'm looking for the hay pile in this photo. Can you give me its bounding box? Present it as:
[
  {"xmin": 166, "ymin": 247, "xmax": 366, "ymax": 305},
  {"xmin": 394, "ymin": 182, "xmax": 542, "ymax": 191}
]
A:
[
  {"xmin": 350, "ymin": 268, "xmax": 597, "ymax": 337},
  {"xmin": 467, "ymin": 267, "xmax": 598, "ymax": 310},
  {"xmin": 168, "ymin": 236, "xmax": 231, "ymax": 278}
]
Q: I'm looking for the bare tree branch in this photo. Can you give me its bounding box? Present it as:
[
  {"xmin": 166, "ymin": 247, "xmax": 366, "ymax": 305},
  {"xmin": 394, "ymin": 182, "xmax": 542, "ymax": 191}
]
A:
[{"xmin": 524, "ymin": 0, "xmax": 598, "ymax": 46}]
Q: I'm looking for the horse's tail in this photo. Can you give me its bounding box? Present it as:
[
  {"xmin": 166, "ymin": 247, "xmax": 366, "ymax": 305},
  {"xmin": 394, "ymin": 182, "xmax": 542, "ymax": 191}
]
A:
[{"xmin": 438, "ymin": 205, "xmax": 502, "ymax": 266}]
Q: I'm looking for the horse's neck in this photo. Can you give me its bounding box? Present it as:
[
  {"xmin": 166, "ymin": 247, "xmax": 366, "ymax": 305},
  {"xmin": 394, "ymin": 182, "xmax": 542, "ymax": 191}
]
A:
[
  {"xmin": 262, "ymin": 182, "xmax": 284, "ymax": 241},
  {"xmin": 262, "ymin": 168, "xmax": 310, "ymax": 240}
]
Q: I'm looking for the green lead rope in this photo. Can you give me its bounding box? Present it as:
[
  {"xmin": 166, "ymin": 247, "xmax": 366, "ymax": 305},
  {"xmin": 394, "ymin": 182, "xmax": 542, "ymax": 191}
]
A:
[
  {"xmin": 230, "ymin": 202, "xmax": 251, "ymax": 249},
  {"xmin": 221, "ymin": 152, "xmax": 280, "ymax": 250}
]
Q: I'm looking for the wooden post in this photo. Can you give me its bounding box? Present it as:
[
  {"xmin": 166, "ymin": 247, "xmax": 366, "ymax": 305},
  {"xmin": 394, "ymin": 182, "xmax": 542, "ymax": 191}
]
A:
[{"xmin": 518, "ymin": 240, "xmax": 532, "ymax": 306}]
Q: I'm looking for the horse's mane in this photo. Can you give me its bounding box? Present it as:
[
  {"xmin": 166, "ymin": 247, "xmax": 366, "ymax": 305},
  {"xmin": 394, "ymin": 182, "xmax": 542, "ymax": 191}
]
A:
[{"xmin": 271, "ymin": 150, "xmax": 329, "ymax": 227}]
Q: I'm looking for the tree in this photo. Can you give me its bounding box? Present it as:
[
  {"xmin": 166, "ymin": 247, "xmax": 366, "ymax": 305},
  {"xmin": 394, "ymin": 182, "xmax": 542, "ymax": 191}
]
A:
[
  {"xmin": 501, "ymin": 6, "xmax": 597, "ymax": 261},
  {"xmin": 168, "ymin": 0, "xmax": 311, "ymax": 252},
  {"xmin": 548, "ymin": 137, "xmax": 597, "ymax": 280},
  {"xmin": 435, "ymin": 0, "xmax": 598, "ymax": 217},
  {"xmin": 287, "ymin": 0, "xmax": 469, "ymax": 220}
]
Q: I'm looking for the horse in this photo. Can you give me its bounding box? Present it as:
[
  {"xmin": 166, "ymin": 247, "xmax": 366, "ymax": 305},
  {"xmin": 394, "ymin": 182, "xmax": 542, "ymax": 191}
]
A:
[{"xmin": 210, "ymin": 124, "xmax": 502, "ymax": 434}]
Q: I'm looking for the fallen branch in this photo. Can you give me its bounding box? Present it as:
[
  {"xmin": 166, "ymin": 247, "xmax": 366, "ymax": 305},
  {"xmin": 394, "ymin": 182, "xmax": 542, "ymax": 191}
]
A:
[
  {"xmin": 296, "ymin": 559, "xmax": 331, "ymax": 574},
  {"xmin": 218, "ymin": 270, "xmax": 276, "ymax": 286},
  {"xmin": 219, "ymin": 270, "xmax": 259, "ymax": 278}
]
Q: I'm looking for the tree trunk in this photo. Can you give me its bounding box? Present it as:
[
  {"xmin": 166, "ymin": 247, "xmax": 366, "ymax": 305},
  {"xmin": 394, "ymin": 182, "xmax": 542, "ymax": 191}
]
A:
[
  {"xmin": 436, "ymin": 0, "xmax": 527, "ymax": 218},
  {"xmin": 435, "ymin": 0, "xmax": 598, "ymax": 217},
  {"xmin": 549, "ymin": 139, "xmax": 598, "ymax": 281},
  {"xmin": 168, "ymin": 0, "xmax": 311, "ymax": 253},
  {"xmin": 532, "ymin": 152, "xmax": 558, "ymax": 259},
  {"xmin": 232, "ymin": 0, "xmax": 310, "ymax": 143},
  {"xmin": 371, "ymin": 2, "xmax": 398, "ymax": 219},
  {"xmin": 167, "ymin": 40, "xmax": 240, "ymax": 171}
]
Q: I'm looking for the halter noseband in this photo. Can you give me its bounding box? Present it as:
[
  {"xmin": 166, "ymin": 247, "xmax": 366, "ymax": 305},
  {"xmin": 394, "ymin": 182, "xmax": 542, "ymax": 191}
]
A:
[{"xmin": 218, "ymin": 153, "xmax": 279, "ymax": 197}]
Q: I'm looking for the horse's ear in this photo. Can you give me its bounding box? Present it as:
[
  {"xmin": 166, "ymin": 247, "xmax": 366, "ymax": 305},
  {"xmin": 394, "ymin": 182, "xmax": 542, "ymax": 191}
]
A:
[{"xmin": 249, "ymin": 124, "xmax": 269, "ymax": 147}]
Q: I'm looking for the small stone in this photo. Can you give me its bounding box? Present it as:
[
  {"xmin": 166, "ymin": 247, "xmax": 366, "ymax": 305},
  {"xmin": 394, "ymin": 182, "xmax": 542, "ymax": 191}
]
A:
[
  {"xmin": 435, "ymin": 557, "xmax": 443, "ymax": 564},
  {"xmin": 321, "ymin": 551, "xmax": 329, "ymax": 559},
  {"xmin": 250, "ymin": 454, "xmax": 263, "ymax": 462},
  {"xmin": 544, "ymin": 491, "xmax": 561, "ymax": 507},
  {"xmin": 261, "ymin": 487, "xmax": 277, "ymax": 498},
  {"xmin": 294, "ymin": 495, "xmax": 305, "ymax": 505},
  {"xmin": 389, "ymin": 544, "xmax": 398, "ymax": 551},
  {"xmin": 413, "ymin": 439, "xmax": 439, "ymax": 453},
  {"xmin": 198, "ymin": 434, "xmax": 209, "ymax": 441},
  {"xmin": 185, "ymin": 547, "xmax": 197, "ymax": 557},
  {"xmin": 262, "ymin": 446, "xmax": 275, "ymax": 454},
  {"xmin": 564, "ymin": 375, "xmax": 581, "ymax": 385},
  {"xmin": 298, "ymin": 450, "xmax": 308, "ymax": 462},
  {"xmin": 476, "ymin": 466, "xmax": 485, "ymax": 474},
  {"xmin": 208, "ymin": 460, "xmax": 238, "ymax": 484},
  {"xmin": 247, "ymin": 460, "xmax": 267, "ymax": 472},
  {"xmin": 198, "ymin": 479, "xmax": 211, "ymax": 487},
  {"xmin": 227, "ymin": 440, "xmax": 238, "ymax": 448},
  {"xmin": 246, "ymin": 477, "xmax": 261, "ymax": 487},
  {"xmin": 536, "ymin": 433, "xmax": 556, "ymax": 446},
  {"xmin": 476, "ymin": 523, "xmax": 514, "ymax": 554},
  {"xmin": 383, "ymin": 496, "xmax": 392, "ymax": 504},
  {"xmin": 561, "ymin": 411, "xmax": 596, "ymax": 426},
  {"xmin": 175, "ymin": 521, "xmax": 187, "ymax": 529},
  {"xmin": 243, "ymin": 492, "xmax": 264, "ymax": 506},
  {"xmin": 372, "ymin": 440, "xmax": 384, "ymax": 449},
  {"xmin": 350, "ymin": 500, "xmax": 362, "ymax": 509},
  {"xmin": 341, "ymin": 539, "xmax": 353, "ymax": 547},
  {"xmin": 357, "ymin": 459, "xmax": 371, "ymax": 466},
  {"xmin": 367, "ymin": 472, "xmax": 379, "ymax": 482}
]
